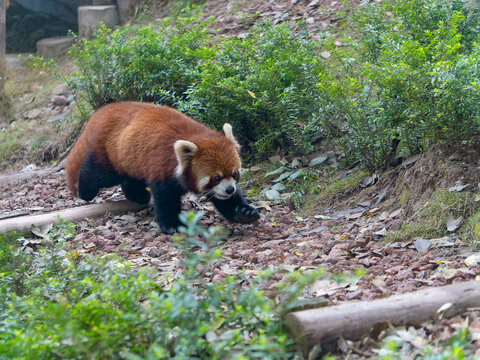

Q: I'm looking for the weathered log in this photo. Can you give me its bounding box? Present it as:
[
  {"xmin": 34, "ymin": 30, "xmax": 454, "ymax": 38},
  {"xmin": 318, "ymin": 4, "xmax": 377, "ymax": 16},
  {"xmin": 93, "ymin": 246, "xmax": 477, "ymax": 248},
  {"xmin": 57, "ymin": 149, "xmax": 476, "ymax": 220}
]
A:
[
  {"xmin": 0, "ymin": 200, "xmax": 149, "ymax": 234},
  {"xmin": 286, "ymin": 281, "xmax": 480, "ymax": 357}
]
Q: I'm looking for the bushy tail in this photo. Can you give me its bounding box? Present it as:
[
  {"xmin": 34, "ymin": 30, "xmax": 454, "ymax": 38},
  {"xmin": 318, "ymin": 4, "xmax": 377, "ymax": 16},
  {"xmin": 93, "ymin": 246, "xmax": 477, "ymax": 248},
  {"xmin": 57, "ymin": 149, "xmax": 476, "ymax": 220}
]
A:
[{"xmin": 65, "ymin": 131, "xmax": 89, "ymax": 195}]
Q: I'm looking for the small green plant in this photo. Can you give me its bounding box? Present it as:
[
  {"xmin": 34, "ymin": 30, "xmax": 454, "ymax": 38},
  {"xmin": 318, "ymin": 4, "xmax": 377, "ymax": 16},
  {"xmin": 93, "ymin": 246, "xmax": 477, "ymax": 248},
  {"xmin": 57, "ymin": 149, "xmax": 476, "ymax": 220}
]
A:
[
  {"xmin": 0, "ymin": 213, "xmax": 336, "ymax": 359},
  {"xmin": 291, "ymin": 169, "xmax": 367, "ymax": 214},
  {"xmin": 0, "ymin": 231, "xmax": 31, "ymax": 301},
  {"xmin": 388, "ymin": 189, "xmax": 479, "ymax": 243}
]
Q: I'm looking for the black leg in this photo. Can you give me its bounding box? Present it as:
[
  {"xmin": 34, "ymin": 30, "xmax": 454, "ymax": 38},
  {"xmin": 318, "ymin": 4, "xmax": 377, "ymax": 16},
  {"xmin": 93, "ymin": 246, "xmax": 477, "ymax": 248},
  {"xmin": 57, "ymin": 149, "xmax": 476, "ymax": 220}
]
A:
[
  {"xmin": 149, "ymin": 179, "xmax": 186, "ymax": 234},
  {"xmin": 78, "ymin": 151, "xmax": 123, "ymax": 201},
  {"xmin": 211, "ymin": 190, "xmax": 260, "ymax": 224},
  {"xmin": 121, "ymin": 177, "xmax": 151, "ymax": 204}
]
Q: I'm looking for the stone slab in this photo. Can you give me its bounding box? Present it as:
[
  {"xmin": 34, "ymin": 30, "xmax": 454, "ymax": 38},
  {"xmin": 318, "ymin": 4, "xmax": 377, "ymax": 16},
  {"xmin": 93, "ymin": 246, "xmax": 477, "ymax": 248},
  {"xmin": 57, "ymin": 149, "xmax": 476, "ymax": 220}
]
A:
[
  {"xmin": 6, "ymin": 53, "xmax": 30, "ymax": 71},
  {"xmin": 78, "ymin": 5, "xmax": 120, "ymax": 38},
  {"xmin": 36, "ymin": 36, "xmax": 75, "ymax": 58},
  {"xmin": 117, "ymin": 0, "xmax": 138, "ymax": 23}
]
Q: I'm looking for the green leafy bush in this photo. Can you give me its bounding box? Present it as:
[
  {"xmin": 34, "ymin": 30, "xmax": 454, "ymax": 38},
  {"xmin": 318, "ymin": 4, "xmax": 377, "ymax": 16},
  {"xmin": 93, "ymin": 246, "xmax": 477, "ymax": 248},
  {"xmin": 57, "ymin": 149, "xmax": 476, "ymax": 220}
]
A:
[
  {"xmin": 320, "ymin": 0, "xmax": 480, "ymax": 168},
  {"xmin": 67, "ymin": 14, "xmax": 215, "ymax": 109},
  {"xmin": 64, "ymin": 16, "xmax": 329, "ymax": 159},
  {"xmin": 178, "ymin": 20, "xmax": 328, "ymax": 157},
  {"xmin": 0, "ymin": 214, "xmax": 329, "ymax": 359},
  {"xmin": 38, "ymin": 0, "xmax": 480, "ymax": 167},
  {"xmin": 0, "ymin": 232, "xmax": 31, "ymax": 301}
]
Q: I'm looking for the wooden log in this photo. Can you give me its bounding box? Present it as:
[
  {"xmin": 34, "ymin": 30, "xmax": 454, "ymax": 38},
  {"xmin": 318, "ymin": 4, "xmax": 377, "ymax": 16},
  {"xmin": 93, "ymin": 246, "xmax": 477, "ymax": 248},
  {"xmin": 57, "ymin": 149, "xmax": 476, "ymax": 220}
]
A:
[
  {"xmin": 285, "ymin": 281, "xmax": 480, "ymax": 357},
  {"xmin": 0, "ymin": 200, "xmax": 149, "ymax": 234}
]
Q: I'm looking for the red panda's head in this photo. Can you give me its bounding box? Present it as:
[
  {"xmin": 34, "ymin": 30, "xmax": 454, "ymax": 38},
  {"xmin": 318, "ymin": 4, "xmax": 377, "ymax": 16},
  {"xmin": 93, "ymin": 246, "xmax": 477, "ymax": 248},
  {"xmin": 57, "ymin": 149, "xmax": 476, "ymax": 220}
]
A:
[{"xmin": 174, "ymin": 124, "xmax": 242, "ymax": 199}]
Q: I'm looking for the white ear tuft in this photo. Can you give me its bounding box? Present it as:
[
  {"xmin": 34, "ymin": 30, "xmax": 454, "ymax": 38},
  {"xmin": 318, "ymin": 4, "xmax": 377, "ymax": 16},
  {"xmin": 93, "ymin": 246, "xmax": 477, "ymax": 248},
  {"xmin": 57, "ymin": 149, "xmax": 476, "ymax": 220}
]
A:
[
  {"xmin": 223, "ymin": 123, "xmax": 240, "ymax": 150},
  {"xmin": 174, "ymin": 140, "xmax": 198, "ymax": 176}
]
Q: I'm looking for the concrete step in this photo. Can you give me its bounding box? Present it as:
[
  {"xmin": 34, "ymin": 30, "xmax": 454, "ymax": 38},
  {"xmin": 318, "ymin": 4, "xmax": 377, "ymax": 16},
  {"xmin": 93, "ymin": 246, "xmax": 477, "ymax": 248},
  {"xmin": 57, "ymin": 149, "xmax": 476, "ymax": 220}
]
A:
[
  {"xmin": 36, "ymin": 36, "xmax": 75, "ymax": 58},
  {"xmin": 6, "ymin": 54, "xmax": 30, "ymax": 71},
  {"xmin": 78, "ymin": 5, "xmax": 120, "ymax": 38}
]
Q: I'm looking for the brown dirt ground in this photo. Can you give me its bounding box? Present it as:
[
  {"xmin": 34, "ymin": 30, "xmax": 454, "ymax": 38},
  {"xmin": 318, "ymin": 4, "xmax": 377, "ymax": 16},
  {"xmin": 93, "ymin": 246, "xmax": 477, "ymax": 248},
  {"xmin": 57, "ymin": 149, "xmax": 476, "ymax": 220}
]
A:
[{"xmin": 1, "ymin": 149, "xmax": 480, "ymax": 357}]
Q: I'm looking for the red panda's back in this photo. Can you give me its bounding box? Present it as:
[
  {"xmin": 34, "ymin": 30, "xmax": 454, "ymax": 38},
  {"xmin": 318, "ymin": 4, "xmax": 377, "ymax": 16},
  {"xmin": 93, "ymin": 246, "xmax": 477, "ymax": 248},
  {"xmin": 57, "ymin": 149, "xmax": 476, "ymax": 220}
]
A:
[{"xmin": 105, "ymin": 103, "xmax": 221, "ymax": 182}]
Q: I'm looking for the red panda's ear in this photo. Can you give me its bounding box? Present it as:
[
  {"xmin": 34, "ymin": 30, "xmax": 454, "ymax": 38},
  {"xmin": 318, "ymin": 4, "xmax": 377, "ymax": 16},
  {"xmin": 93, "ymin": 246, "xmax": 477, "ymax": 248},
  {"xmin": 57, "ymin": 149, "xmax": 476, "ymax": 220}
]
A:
[
  {"xmin": 222, "ymin": 123, "xmax": 240, "ymax": 150},
  {"xmin": 174, "ymin": 140, "xmax": 198, "ymax": 175}
]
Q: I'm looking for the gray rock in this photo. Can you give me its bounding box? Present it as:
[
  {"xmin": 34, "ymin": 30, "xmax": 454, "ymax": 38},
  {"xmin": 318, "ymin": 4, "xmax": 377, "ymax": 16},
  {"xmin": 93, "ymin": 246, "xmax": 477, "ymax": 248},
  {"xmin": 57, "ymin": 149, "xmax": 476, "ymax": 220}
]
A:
[
  {"xmin": 51, "ymin": 95, "xmax": 70, "ymax": 106},
  {"xmin": 116, "ymin": 0, "xmax": 138, "ymax": 23},
  {"xmin": 24, "ymin": 108, "xmax": 43, "ymax": 119},
  {"xmin": 309, "ymin": 156, "xmax": 328, "ymax": 167},
  {"xmin": 265, "ymin": 189, "xmax": 282, "ymax": 201},
  {"xmin": 36, "ymin": 37, "xmax": 75, "ymax": 58},
  {"xmin": 414, "ymin": 237, "xmax": 431, "ymax": 253},
  {"xmin": 271, "ymin": 183, "xmax": 286, "ymax": 192},
  {"xmin": 78, "ymin": 5, "xmax": 120, "ymax": 38},
  {"xmin": 147, "ymin": 247, "xmax": 161, "ymax": 258}
]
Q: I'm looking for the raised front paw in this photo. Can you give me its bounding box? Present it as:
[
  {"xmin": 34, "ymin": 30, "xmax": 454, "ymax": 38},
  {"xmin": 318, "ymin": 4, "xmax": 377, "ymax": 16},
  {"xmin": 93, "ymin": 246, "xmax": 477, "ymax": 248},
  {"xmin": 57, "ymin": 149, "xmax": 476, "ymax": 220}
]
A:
[{"xmin": 233, "ymin": 205, "xmax": 260, "ymax": 224}]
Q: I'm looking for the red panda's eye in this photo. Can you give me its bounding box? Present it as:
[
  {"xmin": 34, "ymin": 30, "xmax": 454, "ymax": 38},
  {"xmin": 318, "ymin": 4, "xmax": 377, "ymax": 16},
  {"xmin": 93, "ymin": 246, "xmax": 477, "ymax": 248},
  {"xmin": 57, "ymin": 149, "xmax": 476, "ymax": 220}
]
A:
[
  {"xmin": 213, "ymin": 175, "xmax": 222, "ymax": 183},
  {"xmin": 232, "ymin": 170, "xmax": 238, "ymax": 180}
]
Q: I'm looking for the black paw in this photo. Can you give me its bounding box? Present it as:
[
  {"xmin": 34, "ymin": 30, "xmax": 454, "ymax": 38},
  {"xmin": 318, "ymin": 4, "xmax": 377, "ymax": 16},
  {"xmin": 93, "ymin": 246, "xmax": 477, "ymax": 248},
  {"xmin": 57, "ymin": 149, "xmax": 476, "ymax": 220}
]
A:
[
  {"xmin": 233, "ymin": 205, "xmax": 260, "ymax": 224},
  {"xmin": 78, "ymin": 186, "xmax": 98, "ymax": 202},
  {"xmin": 157, "ymin": 219, "xmax": 181, "ymax": 235},
  {"xmin": 160, "ymin": 225, "xmax": 177, "ymax": 235}
]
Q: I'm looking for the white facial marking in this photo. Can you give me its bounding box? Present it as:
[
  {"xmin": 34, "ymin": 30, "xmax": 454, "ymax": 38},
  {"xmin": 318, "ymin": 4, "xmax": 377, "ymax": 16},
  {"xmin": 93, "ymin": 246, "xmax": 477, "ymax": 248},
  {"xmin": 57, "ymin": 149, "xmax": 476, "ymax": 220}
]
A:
[
  {"xmin": 197, "ymin": 176, "xmax": 210, "ymax": 191},
  {"xmin": 213, "ymin": 178, "xmax": 237, "ymax": 200}
]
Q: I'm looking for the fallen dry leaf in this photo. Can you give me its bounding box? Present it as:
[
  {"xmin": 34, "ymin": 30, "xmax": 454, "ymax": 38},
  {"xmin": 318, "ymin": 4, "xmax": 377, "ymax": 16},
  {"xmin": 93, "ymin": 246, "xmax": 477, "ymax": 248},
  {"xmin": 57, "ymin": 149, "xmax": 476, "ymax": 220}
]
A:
[{"xmin": 446, "ymin": 214, "xmax": 464, "ymax": 232}]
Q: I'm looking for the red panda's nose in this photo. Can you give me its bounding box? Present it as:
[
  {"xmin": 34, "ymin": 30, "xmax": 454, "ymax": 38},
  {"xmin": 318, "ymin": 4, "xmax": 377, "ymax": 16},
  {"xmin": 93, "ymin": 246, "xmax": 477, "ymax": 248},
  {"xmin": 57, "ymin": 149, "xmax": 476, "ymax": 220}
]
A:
[{"xmin": 226, "ymin": 186, "xmax": 235, "ymax": 195}]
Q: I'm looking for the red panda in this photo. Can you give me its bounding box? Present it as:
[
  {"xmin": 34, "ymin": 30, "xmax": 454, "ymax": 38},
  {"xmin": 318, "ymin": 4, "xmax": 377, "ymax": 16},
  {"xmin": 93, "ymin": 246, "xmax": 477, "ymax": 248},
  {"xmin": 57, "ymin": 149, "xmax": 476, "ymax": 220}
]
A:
[{"xmin": 65, "ymin": 101, "xmax": 259, "ymax": 233}]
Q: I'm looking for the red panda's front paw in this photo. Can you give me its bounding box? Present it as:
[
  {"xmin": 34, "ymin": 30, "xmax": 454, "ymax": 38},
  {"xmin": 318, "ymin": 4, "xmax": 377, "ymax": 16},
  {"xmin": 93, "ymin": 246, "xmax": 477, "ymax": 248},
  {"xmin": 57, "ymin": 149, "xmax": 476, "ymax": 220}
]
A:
[
  {"xmin": 159, "ymin": 225, "xmax": 178, "ymax": 235},
  {"xmin": 233, "ymin": 205, "xmax": 260, "ymax": 224}
]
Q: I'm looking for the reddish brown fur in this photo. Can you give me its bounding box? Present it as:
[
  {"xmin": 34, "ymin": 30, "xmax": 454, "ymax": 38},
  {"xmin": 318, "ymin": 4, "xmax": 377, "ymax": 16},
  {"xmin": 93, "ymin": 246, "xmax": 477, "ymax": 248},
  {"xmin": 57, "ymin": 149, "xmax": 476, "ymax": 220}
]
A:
[{"xmin": 65, "ymin": 102, "xmax": 241, "ymax": 194}]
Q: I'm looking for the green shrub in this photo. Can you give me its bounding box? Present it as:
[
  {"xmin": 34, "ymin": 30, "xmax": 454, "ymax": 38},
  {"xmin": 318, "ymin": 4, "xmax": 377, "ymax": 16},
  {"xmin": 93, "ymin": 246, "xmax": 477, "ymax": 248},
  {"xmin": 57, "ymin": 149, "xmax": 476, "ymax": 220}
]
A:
[
  {"xmin": 0, "ymin": 214, "xmax": 331, "ymax": 359},
  {"xmin": 63, "ymin": 16, "xmax": 329, "ymax": 159},
  {"xmin": 34, "ymin": 0, "xmax": 480, "ymax": 167},
  {"xmin": 178, "ymin": 20, "xmax": 328, "ymax": 157},
  {"xmin": 319, "ymin": 0, "xmax": 480, "ymax": 169},
  {"xmin": 67, "ymin": 15, "xmax": 215, "ymax": 110},
  {"xmin": 0, "ymin": 232, "xmax": 31, "ymax": 301}
]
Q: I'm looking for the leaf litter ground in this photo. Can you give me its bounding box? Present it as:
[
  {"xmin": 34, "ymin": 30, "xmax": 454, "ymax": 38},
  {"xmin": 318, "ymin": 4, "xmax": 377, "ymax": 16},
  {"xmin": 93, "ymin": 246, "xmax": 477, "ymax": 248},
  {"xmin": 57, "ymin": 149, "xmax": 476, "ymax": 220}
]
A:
[{"xmin": 1, "ymin": 153, "xmax": 480, "ymax": 357}]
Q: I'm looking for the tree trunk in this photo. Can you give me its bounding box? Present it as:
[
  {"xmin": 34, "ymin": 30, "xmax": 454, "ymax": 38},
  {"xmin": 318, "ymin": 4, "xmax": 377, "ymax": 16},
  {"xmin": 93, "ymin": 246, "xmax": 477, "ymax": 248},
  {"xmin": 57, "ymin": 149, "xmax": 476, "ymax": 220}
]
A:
[
  {"xmin": 0, "ymin": 0, "xmax": 6, "ymax": 91},
  {"xmin": 285, "ymin": 281, "xmax": 480, "ymax": 357}
]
